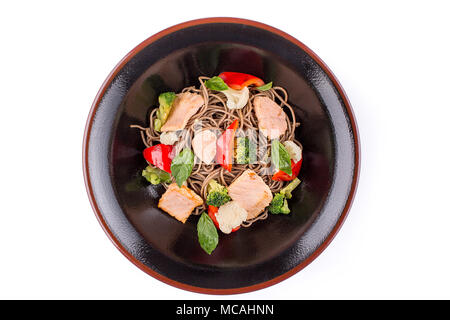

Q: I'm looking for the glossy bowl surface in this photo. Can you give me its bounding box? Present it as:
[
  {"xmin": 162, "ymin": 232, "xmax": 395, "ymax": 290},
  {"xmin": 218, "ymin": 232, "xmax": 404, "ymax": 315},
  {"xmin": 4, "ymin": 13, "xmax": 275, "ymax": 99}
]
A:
[{"xmin": 83, "ymin": 18, "xmax": 359, "ymax": 294}]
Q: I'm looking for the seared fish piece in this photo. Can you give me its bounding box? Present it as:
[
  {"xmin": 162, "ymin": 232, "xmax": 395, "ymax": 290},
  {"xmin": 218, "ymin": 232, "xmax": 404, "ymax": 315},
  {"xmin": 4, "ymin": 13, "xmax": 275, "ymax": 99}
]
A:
[
  {"xmin": 227, "ymin": 169, "xmax": 273, "ymax": 220},
  {"xmin": 253, "ymin": 96, "xmax": 288, "ymax": 140},
  {"xmin": 161, "ymin": 92, "xmax": 204, "ymax": 132},
  {"xmin": 158, "ymin": 183, "xmax": 203, "ymax": 223}
]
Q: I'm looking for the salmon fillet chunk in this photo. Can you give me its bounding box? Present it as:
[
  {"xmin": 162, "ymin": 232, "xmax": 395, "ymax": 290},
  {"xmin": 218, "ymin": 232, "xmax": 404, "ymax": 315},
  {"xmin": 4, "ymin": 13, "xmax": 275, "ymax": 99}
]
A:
[
  {"xmin": 253, "ymin": 96, "xmax": 288, "ymax": 139},
  {"xmin": 227, "ymin": 169, "xmax": 273, "ymax": 220},
  {"xmin": 161, "ymin": 92, "xmax": 204, "ymax": 132},
  {"xmin": 158, "ymin": 183, "xmax": 204, "ymax": 223}
]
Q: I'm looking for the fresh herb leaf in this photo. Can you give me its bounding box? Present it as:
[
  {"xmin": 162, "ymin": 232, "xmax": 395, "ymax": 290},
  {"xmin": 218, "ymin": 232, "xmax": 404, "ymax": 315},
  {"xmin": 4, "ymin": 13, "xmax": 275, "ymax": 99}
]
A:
[
  {"xmin": 256, "ymin": 81, "xmax": 273, "ymax": 91},
  {"xmin": 170, "ymin": 148, "xmax": 194, "ymax": 187},
  {"xmin": 205, "ymin": 76, "xmax": 229, "ymax": 91},
  {"xmin": 142, "ymin": 165, "xmax": 171, "ymax": 185},
  {"xmin": 271, "ymin": 139, "xmax": 292, "ymax": 175},
  {"xmin": 197, "ymin": 212, "xmax": 219, "ymax": 254}
]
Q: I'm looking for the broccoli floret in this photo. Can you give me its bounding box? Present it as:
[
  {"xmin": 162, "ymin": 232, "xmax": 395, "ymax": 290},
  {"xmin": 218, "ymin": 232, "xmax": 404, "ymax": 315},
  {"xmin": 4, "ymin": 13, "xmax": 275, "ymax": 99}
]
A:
[
  {"xmin": 269, "ymin": 193, "xmax": 290, "ymax": 214},
  {"xmin": 269, "ymin": 178, "xmax": 301, "ymax": 214},
  {"xmin": 206, "ymin": 179, "xmax": 231, "ymax": 207},
  {"xmin": 236, "ymin": 137, "xmax": 256, "ymax": 164},
  {"xmin": 142, "ymin": 166, "xmax": 171, "ymax": 185},
  {"xmin": 280, "ymin": 178, "xmax": 301, "ymax": 199}
]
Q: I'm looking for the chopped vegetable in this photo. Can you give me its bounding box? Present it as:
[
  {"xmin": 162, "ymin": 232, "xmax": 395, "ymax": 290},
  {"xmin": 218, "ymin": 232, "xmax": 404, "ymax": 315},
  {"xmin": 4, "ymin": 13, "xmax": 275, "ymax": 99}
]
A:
[
  {"xmin": 216, "ymin": 119, "xmax": 239, "ymax": 171},
  {"xmin": 206, "ymin": 179, "xmax": 231, "ymax": 207},
  {"xmin": 159, "ymin": 91, "xmax": 177, "ymax": 106},
  {"xmin": 154, "ymin": 119, "xmax": 162, "ymax": 132},
  {"xmin": 143, "ymin": 144, "xmax": 175, "ymax": 173},
  {"xmin": 154, "ymin": 92, "xmax": 176, "ymax": 131},
  {"xmin": 207, "ymin": 205, "xmax": 220, "ymax": 228},
  {"xmin": 159, "ymin": 131, "xmax": 179, "ymax": 145},
  {"xmin": 280, "ymin": 177, "xmax": 301, "ymax": 199},
  {"xmin": 207, "ymin": 72, "xmax": 267, "ymax": 109},
  {"xmin": 269, "ymin": 178, "xmax": 301, "ymax": 215},
  {"xmin": 218, "ymin": 72, "xmax": 265, "ymax": 90},
  {"xmin": 268, "ymin": 193, "xmax": 290, "ymax": 214},
  {"xmin": 197, "ymin": 212, "xmax": 219, "ymax": 254},
  {"xmin": 204, "ymin": 76, "xmax": 229, "ymax": 91},
  {"xmin": 283, "ymin": 141, "xmax": 302, "ymax": 162},
  {"xmin": 215, "ymin": 201, "xmax": 247, "ymax": 234},
  {"xmin": 236, "ymin": 137, "xmax": 256, "ymax": 164},
  {"xmin": 256, "ymin": 81, "xmax": 273, "ymax": 91},
  {"xmin": 272, "ymin": 158, "xmax": 302, "ymax": 181},
  {"xmin": 222, "ymin": 87, "xmax": 249, "ymax": 109},
  {"xmin": 208, "ymin": 204, "xmax": 240, "ymax": 233},
  {"xmin": 142, "ymin": 165, "xmax": 171, "ymax": 185},
  {"xmin": 271, "ymin": 139, "xmax": 292, "ymax": 176},
  {"xmin": 170, "ymin": 148, "xmax": 194, "ymax": 187}
]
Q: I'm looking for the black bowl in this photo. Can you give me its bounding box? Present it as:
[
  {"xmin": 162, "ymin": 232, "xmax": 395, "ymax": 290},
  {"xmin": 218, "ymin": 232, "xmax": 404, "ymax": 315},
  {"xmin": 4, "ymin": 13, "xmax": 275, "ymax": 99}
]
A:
[{"xmin": 83, "ymin": 18, "xmax": 359, "ymax": 294}]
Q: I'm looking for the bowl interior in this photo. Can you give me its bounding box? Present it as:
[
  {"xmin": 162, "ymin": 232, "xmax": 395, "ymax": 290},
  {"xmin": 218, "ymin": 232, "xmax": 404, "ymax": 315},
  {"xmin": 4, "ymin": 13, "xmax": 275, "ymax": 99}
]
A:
[{"xmin": 85, "ymin": 21, "xmax": 357, "ymax": 292}]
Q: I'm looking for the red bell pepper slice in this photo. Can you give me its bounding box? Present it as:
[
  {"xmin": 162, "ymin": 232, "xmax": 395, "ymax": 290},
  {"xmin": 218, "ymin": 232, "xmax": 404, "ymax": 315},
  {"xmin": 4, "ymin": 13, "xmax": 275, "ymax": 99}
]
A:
[
  {"xmin": 208, "ymin": 205, "xmax": 220, "ymax": 229},
  {"xmin": 272, "ymin": 158, "xmax": 303, "ymax": 181},
  {"xmin": 208, "ymin": 205, "xmax": 240, "ymax": 232},
  {"xmin": 218, "ymin": 72, "xmax": 265, "ymax": 90},
  {"xmin": 143, "ymin": 144, "xmax": 175, "ymax": 173},
  {"xmin": 216, "ymin": 119, "xmax": 239, "ymax": 171}
]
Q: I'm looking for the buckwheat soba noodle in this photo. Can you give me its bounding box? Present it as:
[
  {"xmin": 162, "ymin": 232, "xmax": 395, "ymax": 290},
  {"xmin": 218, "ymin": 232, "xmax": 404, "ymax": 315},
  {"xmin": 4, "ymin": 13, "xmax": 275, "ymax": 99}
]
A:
[{"xmin": 131, "ymin": 73, "xmax": 303, "ymax": 254}]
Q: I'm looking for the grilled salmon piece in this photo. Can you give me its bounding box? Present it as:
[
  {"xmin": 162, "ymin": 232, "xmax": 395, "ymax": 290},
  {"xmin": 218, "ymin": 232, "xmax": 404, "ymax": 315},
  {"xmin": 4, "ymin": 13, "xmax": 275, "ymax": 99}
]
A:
[
  {"xmin": 161, "ymin": 92, "xmax": 204, "ymax": 132},
  {"xmin": 158, "ymin": 183, "xmax": 204, "ymax": 223},
  {"xmin": 227, "ymin": 169, "xmax": 273, "ymax": 220},
  {"xmin": 253, "ymin": 96, "xmax": 288, "ymax": 139}
]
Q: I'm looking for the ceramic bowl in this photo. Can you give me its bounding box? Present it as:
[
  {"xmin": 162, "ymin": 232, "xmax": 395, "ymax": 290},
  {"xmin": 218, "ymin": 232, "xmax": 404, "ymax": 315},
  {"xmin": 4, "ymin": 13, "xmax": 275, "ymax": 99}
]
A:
[{"xmin": 83, "ymin": 18, "xmax": 359, "ymax": 294}]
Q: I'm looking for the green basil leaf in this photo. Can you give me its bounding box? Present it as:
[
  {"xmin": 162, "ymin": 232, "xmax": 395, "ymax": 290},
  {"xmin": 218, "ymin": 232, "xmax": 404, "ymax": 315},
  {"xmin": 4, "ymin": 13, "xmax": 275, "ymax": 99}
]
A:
[
  {"xmin": 197, "ymin": 213, "xmax": 219, "ymax": 255},
  {"xmin": 256, "ymin": 81, "xmax": 273, "ymax": 91},
  {"xmin": 170, "ymin": 148, "xmax": 194, "ymax": 187},
  {"xmin": 204, "ymin": 76, "xmax": 229, "ymax": 91},
  {"xmin": 271, "ymin": 139, "xmax": 292, "ymax": 175}
]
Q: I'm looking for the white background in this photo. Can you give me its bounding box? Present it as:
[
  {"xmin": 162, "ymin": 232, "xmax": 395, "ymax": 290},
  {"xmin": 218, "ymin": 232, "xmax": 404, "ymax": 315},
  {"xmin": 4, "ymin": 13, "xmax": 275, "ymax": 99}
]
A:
[{"xmin": 1, "ymin": 0, "xmax": 449, "ymax": 300}]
